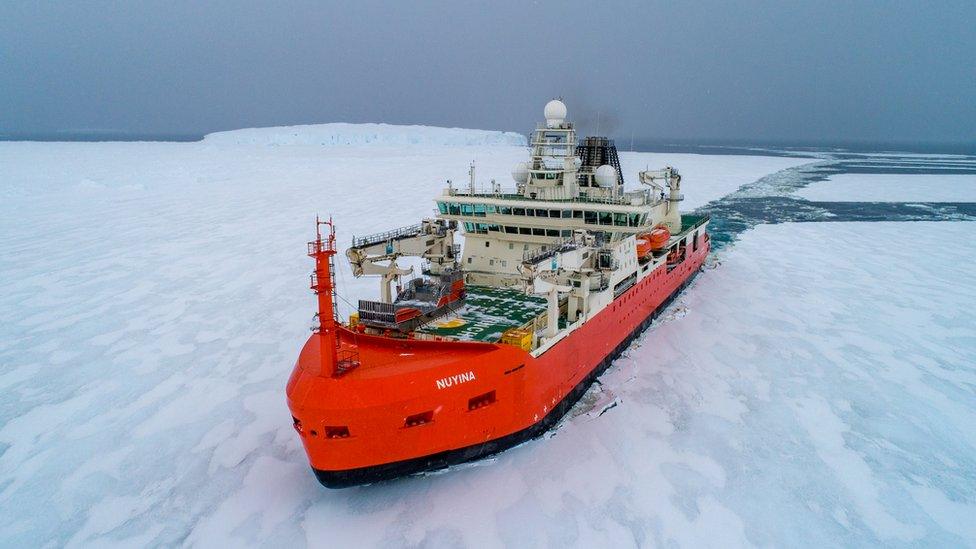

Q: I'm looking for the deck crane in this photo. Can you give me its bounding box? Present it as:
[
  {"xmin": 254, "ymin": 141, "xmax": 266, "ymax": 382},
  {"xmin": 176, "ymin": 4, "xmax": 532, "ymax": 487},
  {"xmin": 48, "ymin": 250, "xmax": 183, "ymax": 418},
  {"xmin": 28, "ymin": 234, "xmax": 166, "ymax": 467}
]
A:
[
  {"xmin": 346, "ymin": 219, "xmax": 458, "ymax": 303},
  {"xmin": 639, "ymin": 166, "xmax": 683, "ymax": 232}
]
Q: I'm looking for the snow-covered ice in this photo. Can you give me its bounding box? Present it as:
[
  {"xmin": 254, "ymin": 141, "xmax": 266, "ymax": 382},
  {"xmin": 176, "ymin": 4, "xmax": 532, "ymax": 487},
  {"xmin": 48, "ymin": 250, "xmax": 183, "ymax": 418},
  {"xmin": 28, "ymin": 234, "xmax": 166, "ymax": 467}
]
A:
[
  {"xmin": 797, "ymin": 173, "xmax": 976, "ymax": 202},
  {"xmin": 1, "ymin": 125, "xmax": 974, "ymax": 547},
  {"xmin": 617, "ymin": 151, "xmax": 807, "ymax": 209}
]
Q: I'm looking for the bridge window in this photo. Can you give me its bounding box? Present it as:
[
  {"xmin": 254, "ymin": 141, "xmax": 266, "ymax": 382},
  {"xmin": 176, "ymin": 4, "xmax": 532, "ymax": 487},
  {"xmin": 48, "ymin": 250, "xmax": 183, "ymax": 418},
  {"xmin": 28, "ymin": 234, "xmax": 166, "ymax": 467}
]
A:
[
  {"xmin": 546, "ymin": 229, "xmax": 559, "ymax": 237},
  {"xmin": 513, "ymin": 207, "xmax": 525, "ymax": 216},
  {"xmin": 532, "ymin": 228, "xmax": 545, "ymax": 236},
  {"xmin": 505, "ymin": 226, "xmax": 518, "ymax": 234},
  {"xmin": 437, "ymin": 202, "xmax": 448, "ymax": 214},
  {"xmin": 500, "ymin": 206, "xmax": 512, "ymax": 215},
  {"xmin": 449, "ymin": 203, "xmax": 461, "ymax": 215},
  {"xmin": 561, "ymin": 230, "xmax": 572, "ymax": 237},
  {"xmin": 629, "ymin": 213, "xmax": 640, "ymax": 227},
  {"xmin": 535, "ymin": 209, "xmax": 548, "ymax": 217},
  {"xmin": 584, "ymin": 211, "xmax": 597, "ymax": 224},
  {"xmin": 614, "ymin": 213, "xmax": 628, "ymax": 226},
  {"xmin": 519, "ymin": 227, "xmax": 531, "ymax": 235},
  {"xmin": 549, "ymin": 209, "xmax": 561, "ymax": 218},
  {"xmin": 461, "ymin": 204, "xmax": 474, "ymax": 215},
  {"xmin": 473, "ymin": 204, "xmax": 486, "ymax": 217},
  {"xmin": 599, "ymin": 212, "xmax": 613, "ymax": 225},
  {"xmin": 563, "ymin": 210, "xmax": 573, "ymax": 218},
  {"xmin": 573, "ymin": 210, "xmax": 584, "ymax": 219}
]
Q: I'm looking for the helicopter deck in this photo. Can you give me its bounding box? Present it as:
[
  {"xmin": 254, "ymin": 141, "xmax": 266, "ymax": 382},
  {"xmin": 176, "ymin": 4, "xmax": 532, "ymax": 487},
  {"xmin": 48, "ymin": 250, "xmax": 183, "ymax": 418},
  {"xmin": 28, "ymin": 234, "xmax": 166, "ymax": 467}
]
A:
[{"xmin": 415, "ymin": 285, "xmax": 548, "ymax": 342}]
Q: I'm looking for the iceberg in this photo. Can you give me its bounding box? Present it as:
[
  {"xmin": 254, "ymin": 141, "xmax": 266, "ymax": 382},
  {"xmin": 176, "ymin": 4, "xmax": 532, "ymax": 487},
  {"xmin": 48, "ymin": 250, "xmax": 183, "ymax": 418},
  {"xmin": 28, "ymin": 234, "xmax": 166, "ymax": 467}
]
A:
[{"xmin": 202, "ymin": 122, "xmax": 527, "ymax": 147}]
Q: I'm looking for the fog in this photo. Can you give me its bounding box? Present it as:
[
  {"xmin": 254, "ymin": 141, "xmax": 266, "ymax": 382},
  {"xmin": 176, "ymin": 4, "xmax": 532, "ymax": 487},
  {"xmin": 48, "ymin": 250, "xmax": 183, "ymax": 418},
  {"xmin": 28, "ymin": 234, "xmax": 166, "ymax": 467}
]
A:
[{"xmin": 1, "ymin": 0, "xmax": 973, "ymax": 144}]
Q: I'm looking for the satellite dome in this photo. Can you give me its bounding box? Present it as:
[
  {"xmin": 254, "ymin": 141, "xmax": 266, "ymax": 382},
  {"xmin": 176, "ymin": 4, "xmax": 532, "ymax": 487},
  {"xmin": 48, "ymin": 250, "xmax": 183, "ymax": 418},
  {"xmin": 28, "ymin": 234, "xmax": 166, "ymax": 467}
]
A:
[
  {"xmin": 544, "ymin": 99, "xmax": 567, "ymax": 128},
  {"xmin": 511, "ymin": 161, "xmax": 530, "ymax": 184},
  {"xmin": 594, "ymin": 164, "xmax": 618, "ymax": 187}
]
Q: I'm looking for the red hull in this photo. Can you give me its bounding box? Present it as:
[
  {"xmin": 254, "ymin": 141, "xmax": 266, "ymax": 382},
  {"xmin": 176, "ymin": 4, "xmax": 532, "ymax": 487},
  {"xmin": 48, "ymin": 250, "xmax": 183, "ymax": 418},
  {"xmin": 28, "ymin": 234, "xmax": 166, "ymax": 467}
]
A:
[{"xmin": 287, "ymin": 234, "xmax": 710, "ymax": 486}]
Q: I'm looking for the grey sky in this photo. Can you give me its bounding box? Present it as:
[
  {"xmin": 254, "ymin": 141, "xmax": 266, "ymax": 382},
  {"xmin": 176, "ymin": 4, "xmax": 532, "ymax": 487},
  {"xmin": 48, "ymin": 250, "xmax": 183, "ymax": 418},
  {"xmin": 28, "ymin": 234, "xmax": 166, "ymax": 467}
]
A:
[{"xmin": 1, "ymin": 0, "xmax": 974, "ymax": 144}]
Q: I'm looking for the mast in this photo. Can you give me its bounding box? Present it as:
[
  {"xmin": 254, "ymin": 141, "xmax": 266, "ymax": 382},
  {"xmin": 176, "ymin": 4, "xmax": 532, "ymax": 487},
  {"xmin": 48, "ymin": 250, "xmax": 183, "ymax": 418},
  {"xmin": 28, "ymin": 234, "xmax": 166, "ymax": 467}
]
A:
[{"xmin": 308, "ymin": 216, "xmax": 340, "ymax": 376}]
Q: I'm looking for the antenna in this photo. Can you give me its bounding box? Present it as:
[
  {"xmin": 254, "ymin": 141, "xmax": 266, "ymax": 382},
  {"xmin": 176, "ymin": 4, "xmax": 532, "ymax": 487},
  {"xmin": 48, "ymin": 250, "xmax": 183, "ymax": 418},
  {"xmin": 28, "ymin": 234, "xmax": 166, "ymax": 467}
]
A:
[{"xmin": 468, "ymin": 160, "xmax": 476, "ymax": 193}]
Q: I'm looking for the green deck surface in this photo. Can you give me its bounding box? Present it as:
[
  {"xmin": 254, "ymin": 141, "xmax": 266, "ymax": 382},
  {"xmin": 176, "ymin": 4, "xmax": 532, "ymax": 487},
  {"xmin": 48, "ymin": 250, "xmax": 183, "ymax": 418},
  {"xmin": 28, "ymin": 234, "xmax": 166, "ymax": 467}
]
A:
[
  {"xmin": 679, "ymin": 214, "xmax": 709, "ymax": 237},
  {"xmin": 416, "ymin": 285, "xmax": 548, "ymax": 342}
]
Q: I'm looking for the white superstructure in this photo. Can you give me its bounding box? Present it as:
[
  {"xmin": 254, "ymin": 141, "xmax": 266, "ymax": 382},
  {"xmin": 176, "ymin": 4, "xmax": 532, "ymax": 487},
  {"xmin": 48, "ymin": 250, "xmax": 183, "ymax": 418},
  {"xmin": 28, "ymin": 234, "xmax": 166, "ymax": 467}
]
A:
[
  {"xmin": 427, "ymin": 100, "xmax": 708, "ymax": 351},
  {"xmin": 437, "ymin": 100, "xmax": 687, "ymax": 286}
]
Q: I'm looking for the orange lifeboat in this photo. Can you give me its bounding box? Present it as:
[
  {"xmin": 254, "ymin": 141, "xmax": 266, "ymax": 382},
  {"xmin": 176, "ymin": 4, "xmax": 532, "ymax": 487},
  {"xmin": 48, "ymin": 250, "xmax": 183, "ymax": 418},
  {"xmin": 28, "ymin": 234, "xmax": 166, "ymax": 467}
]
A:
[
  {"xmin": 636, "ymin": 226, "xmax": 670, "ymax": 259},
  {"xmin": 648, "ymin": 226, "xmax": 670, "ymax": 250},
  {"xmin": 636, "ymin": 236, "xmax": 653, "ymax": 259}
]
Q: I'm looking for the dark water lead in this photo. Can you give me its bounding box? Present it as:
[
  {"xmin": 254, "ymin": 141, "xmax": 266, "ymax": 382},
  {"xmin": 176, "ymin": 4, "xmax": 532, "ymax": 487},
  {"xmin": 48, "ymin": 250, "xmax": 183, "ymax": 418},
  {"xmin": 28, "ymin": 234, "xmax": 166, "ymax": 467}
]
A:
[
  {"xmin": 695, "ymin": 154, "xmax": 976, "ymax": 252},
  {"xmin": 705, "ymin": 198, "xmax": 976, "ymax": 250}
]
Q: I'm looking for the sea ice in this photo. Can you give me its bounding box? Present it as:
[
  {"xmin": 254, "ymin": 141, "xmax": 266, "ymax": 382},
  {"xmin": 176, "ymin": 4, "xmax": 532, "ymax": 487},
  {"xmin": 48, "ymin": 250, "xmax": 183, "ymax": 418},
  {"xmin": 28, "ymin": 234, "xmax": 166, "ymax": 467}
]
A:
[
  {"xmin": 797, "ymin": 173, "xmax": 976, "ymax": 202},
  {"xmin": 1, "ymin": 126, "xmax": 972, "ymax": 547}
]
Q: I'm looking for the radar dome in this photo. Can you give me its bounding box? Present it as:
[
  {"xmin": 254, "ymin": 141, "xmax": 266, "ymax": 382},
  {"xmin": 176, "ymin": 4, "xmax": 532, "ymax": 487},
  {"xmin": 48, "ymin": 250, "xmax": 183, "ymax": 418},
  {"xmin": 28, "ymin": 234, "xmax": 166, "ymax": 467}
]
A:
[
  {"xmin": 594, "ymin": 165, "xmax": 618, "ymax": 187},
  {"xmin": 544, "ymin": 99, "xmax": 567, "ymax": 128},
  {"xmin": 511, "ymin": 161, "xmax": 530, "ymax": 184}
]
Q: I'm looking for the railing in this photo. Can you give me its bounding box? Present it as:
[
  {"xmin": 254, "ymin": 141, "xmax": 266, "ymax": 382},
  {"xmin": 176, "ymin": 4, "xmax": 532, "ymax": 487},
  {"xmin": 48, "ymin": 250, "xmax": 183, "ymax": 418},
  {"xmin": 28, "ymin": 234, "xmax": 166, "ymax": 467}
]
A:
[
  {"xmin": 443, "ymin": 186, "xmax": 657, "ymax": 207},
  {"xmin": 446, "ymin": 185, "xmax": 521, "ymax": 197},
  {"xmin": 522, "ymin": 237, "xmax": 577, "ymax": 263},
  {"xmin": 307, "ymin": 238, "xmax": 336, "ymax": 256},
  {"xmin": 334, "ymin": 349, "xmax": 360, "ymax": 376},
  {"xmin": 351, "ymin": 223, "xmax": 422, "ymax": 249}
]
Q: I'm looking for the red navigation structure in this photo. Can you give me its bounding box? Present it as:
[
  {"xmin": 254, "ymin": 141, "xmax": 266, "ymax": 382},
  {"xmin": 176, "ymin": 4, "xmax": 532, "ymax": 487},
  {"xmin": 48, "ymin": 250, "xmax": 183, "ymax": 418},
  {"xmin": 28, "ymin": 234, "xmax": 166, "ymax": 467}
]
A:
[{"xmin": 307, "ymin": 216, "xmax": 358, "ymax": 377}]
